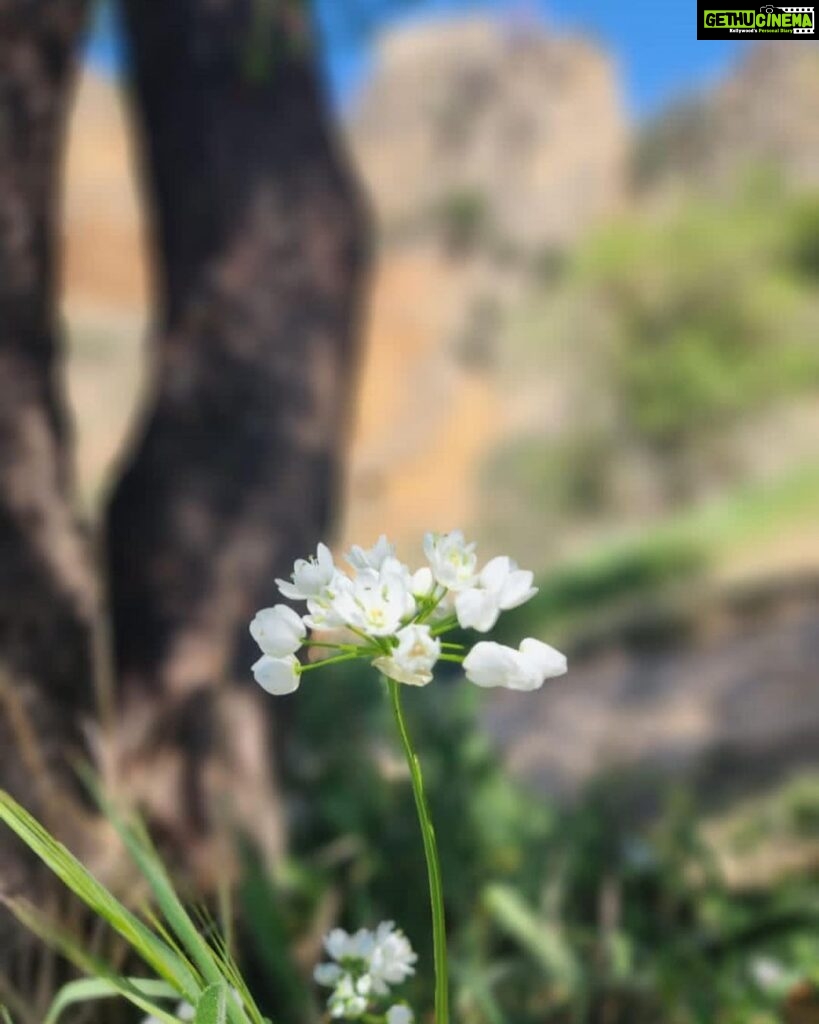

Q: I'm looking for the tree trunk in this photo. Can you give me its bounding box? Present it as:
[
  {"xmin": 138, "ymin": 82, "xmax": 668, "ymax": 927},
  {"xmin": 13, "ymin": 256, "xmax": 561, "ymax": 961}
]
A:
[
  {"xmin": 0, "ymin": 0, "xmax": 97, "ymax": 985},
  {"xmin": 106, "ymin": 0, "xmax": 370, "ymax": 870}
]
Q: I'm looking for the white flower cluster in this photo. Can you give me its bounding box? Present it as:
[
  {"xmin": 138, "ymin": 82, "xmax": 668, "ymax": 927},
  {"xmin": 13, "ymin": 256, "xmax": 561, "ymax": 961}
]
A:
[
  {"xmin": 314, "ymin": 921, "xmax": 416, "ymax": 1022},
  {"xmin": 250, "ymin": 531, "xmax": 567, "ymax": 695}
]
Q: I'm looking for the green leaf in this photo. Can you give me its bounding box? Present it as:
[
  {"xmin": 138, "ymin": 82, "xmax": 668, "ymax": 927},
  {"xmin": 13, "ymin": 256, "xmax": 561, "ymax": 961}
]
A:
[
  {"xmin": 195, "ymin": 984, "xmax": 230, "ymax": 1024},
  {"xmin": 0, "ymin": 791, "xmax": 199, "ymax": 996},
  {"xmin": 483, "ymin": 883, "xmax": 581, "ymax": 993},
  {"xmin": 43, "ymin": 978, "xmax": 179, "ymax": 1024},
  {"xmin": 83, "ymin": 785, "xmax": 252, "ymax": 1024},
  {"xmin": 4, "ymin": 899, "xmax": 184, "ymax": 1024}
]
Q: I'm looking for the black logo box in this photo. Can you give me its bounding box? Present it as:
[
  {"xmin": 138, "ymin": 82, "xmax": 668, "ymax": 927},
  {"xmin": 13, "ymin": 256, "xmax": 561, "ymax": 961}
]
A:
[{"xmin": 697, "ymin": 2, "xmax": 818, "ymax": 39}]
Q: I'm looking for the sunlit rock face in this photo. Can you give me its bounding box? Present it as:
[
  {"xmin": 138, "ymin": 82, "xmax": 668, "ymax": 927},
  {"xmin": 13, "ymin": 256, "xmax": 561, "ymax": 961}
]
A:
[
  {"xmin": 636, "ymin": 43, "xmax": 819, "ymax": 197},
  {"xmin": 349, "ymin": 15, "xmax": 628, "ymax": 252}
]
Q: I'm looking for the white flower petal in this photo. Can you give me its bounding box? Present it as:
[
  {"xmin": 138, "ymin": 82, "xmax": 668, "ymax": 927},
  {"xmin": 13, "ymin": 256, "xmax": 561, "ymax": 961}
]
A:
[
  {"xmin": 387, "ymin": 1007, "xmax": 414, "ymax": 1024},
  {"xmin": 423, "ymin": 530, "xmax": 479, "ymax": 591},
  {"xmin": 249, "ymin": 604, "xmax": 306, "ymax": 657},
  {"xmin": 455, "ymin": 588, "xmax": 501, "ymax": 632},
  {"xmin": 518, "ymin": 638, "xmax": 567, "ymax": 682},
  {"xmin": 498, "ymin": 570, "xmax": 537, "ymax": 611},
  {"xmin": 276, "ymin": 543, "xmax": 340, "ymax": 601},
  {"xmin": 369, "ymin": 922, "xmax": 417, "ymax": 989},
  {"xmin": 252, "ymin": 654, "xmax": 301, "ymax": 695},
  {"xmin": 346, "ymin": 534, "xmax": 396, "ymax": 572},
  {"xmin": 314, "ymin": 963, "xmax": 343, "ymax": 987},
  {"xmin": 373, "ymin": 624, "xmax": 440, "ymax": 686},
  {"xmin": 324, "ymin": 927, "xmax": 351, "ymax": 961},
  {"xmin": 463, "ymin": 641, "xmax": 522, "ymax": 688},
  {"xmin": 411, "ymin": 566, "xmax": 434, "ymax": 596},
  {"xmin": 478, "ymin": 555, "xmax": 511, "ymax": 592},
  {"xmin": 331, "ymin": 562, "xmax": 415, "ymax": 636}
]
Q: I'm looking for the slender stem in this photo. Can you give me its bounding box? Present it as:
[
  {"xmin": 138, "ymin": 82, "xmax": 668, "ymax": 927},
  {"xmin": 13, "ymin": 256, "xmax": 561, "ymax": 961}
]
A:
[
  {"xmin": 385, "ymin": 676, "xmax": 449, "ymax": 1024},
  {"xmin": 299, "ymin": 653, "xmax": 360, "ymax": 673}
]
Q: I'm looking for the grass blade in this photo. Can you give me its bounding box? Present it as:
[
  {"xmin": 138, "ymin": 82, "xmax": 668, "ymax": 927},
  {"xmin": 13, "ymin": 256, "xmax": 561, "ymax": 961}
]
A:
[
  {"xmin": 85, "ymin": 782, "xmax": 263, "ymax": 1024},
  {"xmin": 195, "ymin": 984, "xmax": 229, "ymax": 1024},
  {"xmin": 43, "ymin": 977, "xmax": 179, "ymax": 1024},
  {"xmin": 4, "ymin": 898, "xmax": 183, "ymax": 1024},
  {"xmin": 0, "ymin": 791, "xmax": 199, "ymax": 997}
]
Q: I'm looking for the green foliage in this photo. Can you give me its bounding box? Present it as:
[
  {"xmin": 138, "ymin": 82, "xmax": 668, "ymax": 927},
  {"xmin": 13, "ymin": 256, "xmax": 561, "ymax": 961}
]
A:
[
  {"xmin": 495, "ymin": 188, "xmax": 819, "ymax": 526},
  {"xmin": 0, "ymin": 791, "xmax": 267, "ymax": 1024},
  {"xmin": 41, "ymin": 979, "xmax": 179, "ymax": 1024},
  {"xmin": 195, "ymin": 984, "xmax": 230, "ymax": 1024},
  {"xmin": 788, "ymin": 195, "xmax": 819, "ymax": 281},
  {"xmin": 245, "ymin": 668, "xmax": 819, "ymax": 1024},
  {"xmin": 580, "ymin": 196, "xmax": 819, "ymax": 454}
]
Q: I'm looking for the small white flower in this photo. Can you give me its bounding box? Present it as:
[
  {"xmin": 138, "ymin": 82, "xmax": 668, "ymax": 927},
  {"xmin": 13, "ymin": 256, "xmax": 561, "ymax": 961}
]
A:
[
  {"xmin": 369, "ymin": 921, "xmax": 417, "ymax": 992},
  {"xmin": 314, "ymin": 962, "xmax": 344, "ymax": 987},
  {"xmin": 249, "ymin": 604, "xmax": 306, "ymax": 657},
  {"xmin": 303, "ymin": 581, "xmax": 350, "ymax": 626},
  {"xmin": 332, "ymin": 565, "xmax": 415, "ymax": 637},
  {"xmin": 327, "ymin": 973, "xmax": 368, "ymax": 1018},
  {"xmin": 423, "ymin": 530, "xmax": 478, "ymax": 591},
  {"xmin": 323, "ymin": 926, "xmax": 376, "ymax": 964},
  {"xmin": 410, "ymin": 566, "xmax": 434, "ymax": 597},
  {"xmin": 750, "ymin": 956, "xmax": 787, "ymax": 990},
  {"xmin": 252, "ymin": 654, "xmax": 301, "ymax": 695},
  {"xmin": 463, "ymin": 638, "xmax": 566, "ymax": 691},
  {"xmin": 276, "ymin": 542, "xmax": 338, "ymax": 601},
  {"xmin": 346, "ymin": 534, "xmax": 396, "ymax": 572},
  {"xmin": 304, "ymin": 572, "xmax": 354, "ymax": 630},
  {"xmin": 373, "ymin": 624, "xmax": 441, "ymax": 687},
  {"xmin": 455, "ymin": 555, "xmax": 537, "ymax": 633},
  {"xmin": 387, "ymin": 1007, "xmax": 414, "ymax": 1024}
]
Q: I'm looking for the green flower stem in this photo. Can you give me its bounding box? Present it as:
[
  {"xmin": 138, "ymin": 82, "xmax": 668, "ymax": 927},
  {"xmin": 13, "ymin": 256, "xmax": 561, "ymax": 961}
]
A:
[
  {"xmin": 430, "ymin": 617, "xmax": 459, "ymax": 636},
  {"xmin": 299, "ymin": 653, "xmax": 360, "ymax": 673},
  {"xmin": 385, "ymin": 676, "xmax": 449, "ymax": 1024}
]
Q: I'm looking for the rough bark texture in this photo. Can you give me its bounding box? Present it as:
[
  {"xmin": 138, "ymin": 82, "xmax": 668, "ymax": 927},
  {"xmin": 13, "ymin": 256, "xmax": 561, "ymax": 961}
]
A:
[
  {"xmin": 106, "ymin": 0, "xmax": 370, "ymax": 867},
  {"xmin": 0, "ymin": 0, "xmax": 96, "ymax": 985}
]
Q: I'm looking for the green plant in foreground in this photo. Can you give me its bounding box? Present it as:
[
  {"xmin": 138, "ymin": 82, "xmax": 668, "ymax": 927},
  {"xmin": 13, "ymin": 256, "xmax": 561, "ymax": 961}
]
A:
[
  {"xmin": 0, "ymin": 529, "xmax": 567, "ymax": 1024},
  {"xmin": 0, "ymin": 788, "xmax": 266, "ymax": 1024}
]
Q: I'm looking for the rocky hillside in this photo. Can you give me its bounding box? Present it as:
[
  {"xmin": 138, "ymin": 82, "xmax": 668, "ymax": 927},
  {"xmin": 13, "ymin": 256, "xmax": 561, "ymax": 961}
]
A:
[
  {"xmin": 636, "ymin": 43, "xmax": 819, "ymax": 196},
  {"xmin": 350, "ymin": 16, "xmax": 627, "ymax": 251}
]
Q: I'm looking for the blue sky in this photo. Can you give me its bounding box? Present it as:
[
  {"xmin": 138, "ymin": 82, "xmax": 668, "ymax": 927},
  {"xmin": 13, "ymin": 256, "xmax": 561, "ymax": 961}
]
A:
[{"xmin": 86, "ymin": 0, "xmax": 746, "ymax": 118}]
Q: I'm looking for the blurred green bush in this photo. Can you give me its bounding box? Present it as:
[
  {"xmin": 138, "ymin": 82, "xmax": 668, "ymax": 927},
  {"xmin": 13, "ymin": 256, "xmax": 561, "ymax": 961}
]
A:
[
  {"xmin": 233, "ymin": 666, "xmax": 819, "ymax": 1024},
  {"xmin": 486, "ymin": 187, "xmax": 819, "ymax": 551}
]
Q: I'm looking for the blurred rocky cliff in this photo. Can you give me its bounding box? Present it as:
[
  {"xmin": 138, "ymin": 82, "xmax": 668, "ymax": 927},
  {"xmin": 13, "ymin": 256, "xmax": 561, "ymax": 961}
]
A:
[
  {"xmin": 636, "ymin": 42, "xmax": 819, "ymax": 196},
  {"xmin": 350, "ymin": 17, "xmax": 626, "ymax": 250}
]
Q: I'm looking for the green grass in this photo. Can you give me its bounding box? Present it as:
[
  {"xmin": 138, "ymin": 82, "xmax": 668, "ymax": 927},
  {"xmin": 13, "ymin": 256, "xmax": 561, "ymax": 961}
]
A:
[
  {"xmin": 495, "ymin": 461, "xmax": 819, "ymax": 645},
  {"xmin": 0, "ymin": 790, "xmax": 269, "ymax": 1024}
]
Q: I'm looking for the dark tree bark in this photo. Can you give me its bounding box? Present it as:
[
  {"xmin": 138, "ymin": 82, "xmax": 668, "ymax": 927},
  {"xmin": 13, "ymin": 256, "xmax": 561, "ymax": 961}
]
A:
[
  {"xmin": 106, "ymin": 0, "xmax": 370, "ymax": 866},
  {"xmin": 0, "ymin": 0, "xmax": 96, "ymax": 977}
]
